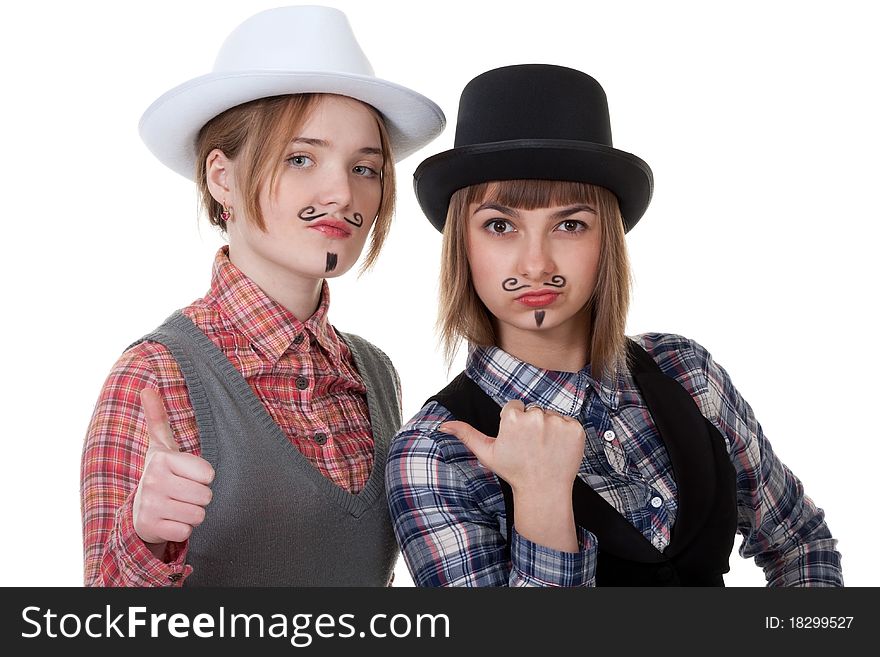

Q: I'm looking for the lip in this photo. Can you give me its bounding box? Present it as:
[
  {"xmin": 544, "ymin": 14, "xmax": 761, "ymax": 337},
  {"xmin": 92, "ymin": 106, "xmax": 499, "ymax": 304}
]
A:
[
  {"xmin": 515, "ymin": 289, "xmax": 561, "ymax": 308},
  {"xmin": 308, "ymin": 218, "xmax": 352, "ymax": 239}
]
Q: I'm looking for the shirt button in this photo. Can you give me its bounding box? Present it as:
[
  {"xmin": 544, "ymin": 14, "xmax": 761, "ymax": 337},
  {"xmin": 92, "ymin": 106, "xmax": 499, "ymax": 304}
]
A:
[
  {"xmin": 314, "ymin": 432, "xmax": 328, "ymax": 445},
  {"xmin": 650, "ymin": 496, "xmax": 663, "ymax": 509},
  {"xmin": 656, "ymin": 565, "xmax": 674, "ymax": 583},
  {"xmin": 293, "ymin": 333, "xmax": 305, "ymax": 345},
  {"xmin": 296, "ymin": 376, "xmax": 309, "ymax": 390},
  {"xmin": 603, "ymin": 430, "xmax": 615, "ymax": 442}
]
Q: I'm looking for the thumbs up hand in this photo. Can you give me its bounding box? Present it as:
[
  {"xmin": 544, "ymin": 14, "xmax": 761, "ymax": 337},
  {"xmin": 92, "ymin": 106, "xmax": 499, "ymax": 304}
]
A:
[
  {"xmin": 439, "ymin": 400, "xmax": 585, "ymax": 497},
  {"xmin": 132, "ymin": 388, "xmax": 215, "ymax": 559},
  {"xmin": 439, "ymin": 400, "xmax": 585, "ymax": 553}
]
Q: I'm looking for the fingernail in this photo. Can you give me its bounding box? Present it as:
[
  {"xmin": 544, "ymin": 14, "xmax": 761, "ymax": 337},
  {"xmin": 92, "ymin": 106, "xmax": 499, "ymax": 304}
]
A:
[{"xmin": 437, "ymin": 423, "xmax": 453, "ymax": 434}]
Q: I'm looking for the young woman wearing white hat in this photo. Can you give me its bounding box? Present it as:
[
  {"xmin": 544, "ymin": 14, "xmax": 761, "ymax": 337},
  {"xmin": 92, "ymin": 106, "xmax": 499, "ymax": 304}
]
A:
[
  {"xmin": 80, "ymin": 6, "xmax": 444, "ymax": 586},
  {"xmin": 385, "ymin": 64, "xmax": 842, "ymax": 587}
]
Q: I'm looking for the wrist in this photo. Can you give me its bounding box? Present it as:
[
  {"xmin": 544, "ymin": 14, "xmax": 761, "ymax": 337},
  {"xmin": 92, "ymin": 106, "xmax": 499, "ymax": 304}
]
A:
[{"xmin": 511, "ymin": 480, "xmax": 573, "ymax": 503}]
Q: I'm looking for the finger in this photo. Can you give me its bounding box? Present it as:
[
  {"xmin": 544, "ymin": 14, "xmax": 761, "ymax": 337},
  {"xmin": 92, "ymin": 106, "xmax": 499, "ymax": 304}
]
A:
[
  {"xmin": 438, "ymin": 420, "xmax": 495, "ymax": 464},
  {"xmin": 500, "ymin": 399, "xmax": 526, "ymax": 421},
  {"xmin": 161, "ymin": 499, "xmax": 208, "ymax": 528},
  {"xmin": 166, "ymin": 475, "xmax": 214, "ymax": 507},
  {"xmin": 152, "ymin": 518, "xmax": 196, "ymax": 544},
  {"xmin": 503, "ymin": 399, "xmax": 526, "ymax": 413},
  {"xmin": 165, "ymin": 452, "xmax": 216, "ymax": 486},
  {"xmin": 141, "ymin": 388, "xmax": 178, "ymax": 452}
]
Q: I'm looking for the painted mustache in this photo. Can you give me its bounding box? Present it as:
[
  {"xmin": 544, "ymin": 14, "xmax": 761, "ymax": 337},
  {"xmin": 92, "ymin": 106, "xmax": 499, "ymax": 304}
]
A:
[
  {"xmin": 502, "ymin": 277, "xmax": 530, "ymax": 292},
  {"xmin": 298, "ymin": 206, "xmax": 364, "ymax": 227},
  {"xmin": 501, "ymin": 275, "xmax": 567, "ymax": 292}
]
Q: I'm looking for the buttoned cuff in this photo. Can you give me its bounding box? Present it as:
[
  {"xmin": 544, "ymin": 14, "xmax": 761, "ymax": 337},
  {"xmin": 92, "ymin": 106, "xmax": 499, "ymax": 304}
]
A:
[
  {"xmin": 509, "ymin": 526, "xmax": 597, "ymax": 587},
  {"xmin": 106, "ymin": 494, "xmax": 191, "ymax": 587}
]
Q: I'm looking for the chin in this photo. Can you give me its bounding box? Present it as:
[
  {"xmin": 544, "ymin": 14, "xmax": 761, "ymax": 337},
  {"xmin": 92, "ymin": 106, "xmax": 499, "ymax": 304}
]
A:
[{"xmin": 316, "ymin": 256, "xmax": 356, "ymax": 278}]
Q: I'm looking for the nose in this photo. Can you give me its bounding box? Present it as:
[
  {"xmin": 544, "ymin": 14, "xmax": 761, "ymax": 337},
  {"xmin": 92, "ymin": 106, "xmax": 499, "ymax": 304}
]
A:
[
  {"xmin": 316, "ymin": 163, "xmax": 353, "ymax": 211},
  {"xmin": 517, "ymin": 233, "xmax": 556, "ymax": 281}
]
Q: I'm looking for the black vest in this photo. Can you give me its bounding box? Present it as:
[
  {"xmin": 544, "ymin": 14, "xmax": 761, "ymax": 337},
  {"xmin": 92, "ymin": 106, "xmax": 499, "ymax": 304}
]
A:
[{"xmin": 428, "ymin": 340, "xmax": 737, "ymax": 586}]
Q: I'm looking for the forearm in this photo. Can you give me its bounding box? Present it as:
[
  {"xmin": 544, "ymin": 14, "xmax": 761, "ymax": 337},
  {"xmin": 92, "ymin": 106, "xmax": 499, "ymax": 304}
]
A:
[
  {"xmin": 746, "ymin": 482, "xmax": 843, "ymax": 587},
  {"xmin": 511, "ymin": 486, "xmax": 578, "ymax": 553},
  {"xmin": 387, "ymin": 419, "xmax": 594, "ymax": 587}
]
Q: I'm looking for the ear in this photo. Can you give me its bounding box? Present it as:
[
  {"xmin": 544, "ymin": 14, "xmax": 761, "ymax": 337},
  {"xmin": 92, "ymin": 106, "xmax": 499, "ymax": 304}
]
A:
[{"xmin": 205, "ymin": 148, "xmax": 235, "ymax": 209}]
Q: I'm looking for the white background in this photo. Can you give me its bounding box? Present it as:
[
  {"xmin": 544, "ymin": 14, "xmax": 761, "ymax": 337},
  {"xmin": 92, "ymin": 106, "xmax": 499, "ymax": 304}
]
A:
[{"xmin": 1, "ymin": 0, "xmax": 876, "ymax": 587}]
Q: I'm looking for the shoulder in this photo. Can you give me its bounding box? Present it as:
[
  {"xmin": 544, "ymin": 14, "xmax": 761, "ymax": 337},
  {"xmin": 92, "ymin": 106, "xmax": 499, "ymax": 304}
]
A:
[
  {"xmin": 630, "ymin": 331, "xmax": 712, "ymax": 367},
  {"xmin": 629, "ymin": 332, "xmax": 717, "ymax": 375},
  {"xmin": 334, "ymin": 329, "xmax": 400, "ymax": 399},
  {"xmin": 387, "ymin": 400, "xmax": 476, "ymax": 473},
  {"xmin": 90, "ymin": 341, "xmax": 187, "ymax": 433},
  {"xmin": 335, "ymin": 330, "xmax": 395, "ymax": 368},
  {"xmin": 102, "ymin": 340, "xmax": 183, "ymax": 397},
  {"xmin": 628, "ymin": 331, "xmax": 718, "ymax": 412},
  {"xmin": 89, "ymin": 339, "xmax": 186, "ymax": 440}
]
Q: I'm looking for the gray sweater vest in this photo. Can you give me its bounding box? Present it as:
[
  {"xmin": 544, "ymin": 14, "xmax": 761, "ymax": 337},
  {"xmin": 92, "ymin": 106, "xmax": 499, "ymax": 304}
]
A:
[{"xmin": 133, "ymin": 311, "xmax": 401, "ymax": 586}]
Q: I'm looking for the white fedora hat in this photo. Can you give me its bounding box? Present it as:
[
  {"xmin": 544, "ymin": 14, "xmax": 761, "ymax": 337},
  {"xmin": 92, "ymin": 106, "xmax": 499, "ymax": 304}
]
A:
[{"xmin": 139, "ymin": 5, "xmax": 446, "ymax": 179}]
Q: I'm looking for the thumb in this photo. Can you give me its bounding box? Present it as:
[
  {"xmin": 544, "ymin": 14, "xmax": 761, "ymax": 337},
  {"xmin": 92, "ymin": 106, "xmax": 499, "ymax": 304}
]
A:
[
  {"xmin": 140, "ymin": 388, "xmax": 178, "ymax": 452},
  {"xmin": 438, "ymin": 420, "xmax": 495, "ymax": 465}
]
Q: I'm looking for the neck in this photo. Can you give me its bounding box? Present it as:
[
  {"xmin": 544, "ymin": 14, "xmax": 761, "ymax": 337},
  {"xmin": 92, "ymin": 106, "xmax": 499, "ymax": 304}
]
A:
[
  {"xmin": 227, "ymin": 247, "xmax": 323, "ymax": 322},
  {"xmin": 496, "ymin": 309, "xmax": 591, "ymax": 372}
]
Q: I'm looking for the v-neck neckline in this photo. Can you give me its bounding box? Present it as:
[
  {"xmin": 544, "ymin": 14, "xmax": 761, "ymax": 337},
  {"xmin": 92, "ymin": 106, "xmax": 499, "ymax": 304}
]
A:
[{"xmin": 168, "ymin": 311, "xmax": 387, "ymax": 518}]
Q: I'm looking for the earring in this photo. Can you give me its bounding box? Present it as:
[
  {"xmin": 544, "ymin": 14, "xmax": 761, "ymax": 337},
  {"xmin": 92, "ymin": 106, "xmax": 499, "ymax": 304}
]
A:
[{"xmin": 219, "ymin": 202, "xmax": 232, "ymax": 223}]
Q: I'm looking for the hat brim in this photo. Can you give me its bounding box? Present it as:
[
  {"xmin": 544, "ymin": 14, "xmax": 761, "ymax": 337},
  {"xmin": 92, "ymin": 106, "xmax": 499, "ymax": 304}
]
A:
[
  {"xmin": 413, "ymin": 140, "xmax": 653, "ymax": 233},
  {"xmin": 139, "ymin": 70, "xmax": 446, "ymax": 179}
]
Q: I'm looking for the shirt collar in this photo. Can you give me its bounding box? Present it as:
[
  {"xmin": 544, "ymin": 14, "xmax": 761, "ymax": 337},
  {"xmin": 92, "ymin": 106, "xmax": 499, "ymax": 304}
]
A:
[
  {"xmin": 203, "ymin": 247, "xmax": 340, "ymax": 363},
  {"xmin": 464, "ymin": 343, "xmax": 633, "ymax": 414},
  {"xmin": 463, "ymin": 344, "xmax": 593, "ymax": 415}
]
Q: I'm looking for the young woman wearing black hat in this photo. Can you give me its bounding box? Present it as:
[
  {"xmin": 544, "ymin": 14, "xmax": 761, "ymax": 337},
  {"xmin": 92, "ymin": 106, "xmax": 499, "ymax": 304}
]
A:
[{"xmin": 385, "ymin": 64, "xmax": 842, "ymax": 586}]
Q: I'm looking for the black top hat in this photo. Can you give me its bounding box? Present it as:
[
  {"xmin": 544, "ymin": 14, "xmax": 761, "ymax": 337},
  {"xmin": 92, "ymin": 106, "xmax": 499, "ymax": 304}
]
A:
[{"xmin": 414, "ymin": 64, "xmax": 653, "ymax": 233}]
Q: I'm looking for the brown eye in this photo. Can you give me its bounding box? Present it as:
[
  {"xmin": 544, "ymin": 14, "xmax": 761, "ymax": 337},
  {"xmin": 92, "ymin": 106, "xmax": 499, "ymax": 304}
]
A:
[
  {"xmin": 555, "ymin": 219, "xmax": 586, "ymax": 233},
  {"xmin": 481, "ymin": 218, "xmax": 515, "ymax": 235}
]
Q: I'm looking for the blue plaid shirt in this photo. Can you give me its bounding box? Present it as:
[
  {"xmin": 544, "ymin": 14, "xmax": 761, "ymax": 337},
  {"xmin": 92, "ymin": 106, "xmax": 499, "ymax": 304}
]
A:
[{"xmin": 386, "ymin": 333, "xmax": 843, "ymax": 587}]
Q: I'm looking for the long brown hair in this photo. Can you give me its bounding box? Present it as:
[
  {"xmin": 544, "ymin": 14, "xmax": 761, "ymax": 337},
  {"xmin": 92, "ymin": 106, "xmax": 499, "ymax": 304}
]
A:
[
  {"xmin": 437, "ymin": 180, "xmax": 631, "ymax": 379},
  {"xmin": 194, "ymin": 93, "xmax": 396, "ymax": 272}
]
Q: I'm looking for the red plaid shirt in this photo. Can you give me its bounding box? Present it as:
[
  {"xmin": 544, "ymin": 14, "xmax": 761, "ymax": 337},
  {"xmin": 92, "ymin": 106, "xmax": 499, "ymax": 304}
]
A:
[{"xmin": 81, "ymin": 247, "xmax": 378, "ymax": 586}]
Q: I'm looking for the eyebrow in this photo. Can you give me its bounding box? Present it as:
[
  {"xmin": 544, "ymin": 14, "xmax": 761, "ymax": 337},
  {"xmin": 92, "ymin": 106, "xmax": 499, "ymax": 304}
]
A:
[
  {"xmin": 549, "ymin": 204, "xmax": 597, "ymax": 219},
  {"xmin": 473, "ymin": 202, "xmax": 520, "ymax": 217},
  {"xmin": 290, "ymin": 138, "xmax": 383, "ymax": 157},
  {"xmin": 472, "ymin": 202, "xmax": 597, "ymax": 218}
]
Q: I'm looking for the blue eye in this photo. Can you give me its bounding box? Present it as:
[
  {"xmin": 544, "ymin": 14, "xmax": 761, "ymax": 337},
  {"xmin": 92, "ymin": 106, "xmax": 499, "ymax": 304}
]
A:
[
  {"xmin": 287, "ymin": 154, "xmax": 314, "ymax": 168},
  {"xmin": 353, "ymin": 164, "xmax": 379, "ymax": 177},
  {"xmin": 483, "ymin": 219, "xmax": 515, "ymax": 235}
]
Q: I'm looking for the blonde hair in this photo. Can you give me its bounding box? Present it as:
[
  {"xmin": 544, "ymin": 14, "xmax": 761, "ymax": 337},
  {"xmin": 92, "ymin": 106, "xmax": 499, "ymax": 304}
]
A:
[
  {"xmin": 438, "ymin": 180, "xmax": 631, "ymax": 380},
  {"xmin": 195, "ymin": 93, "xmax": 396, "ymax": 272}
]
